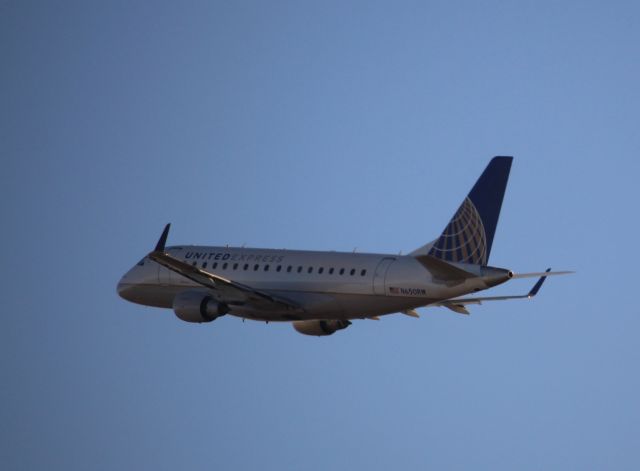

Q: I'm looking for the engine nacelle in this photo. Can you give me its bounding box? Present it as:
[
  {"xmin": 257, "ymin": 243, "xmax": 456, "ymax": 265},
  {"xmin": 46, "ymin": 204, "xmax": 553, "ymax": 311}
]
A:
[
  {"xmin": 172, "ymin": 291, "xmax": 229, "ymax": 323},
  {"xmin": 292, "ymin": 319, "xmax": 352, "ymax": 336}
]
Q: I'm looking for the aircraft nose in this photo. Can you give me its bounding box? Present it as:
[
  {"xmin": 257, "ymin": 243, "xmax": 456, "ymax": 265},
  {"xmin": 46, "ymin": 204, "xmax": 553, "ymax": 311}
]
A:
[
  {"xmin": 117, "ymin": 273, "xmax": 134, "ymax": 301},
  {"xmin": 116, "ymin": 278, "xmax": 127, "ymax": 299}
]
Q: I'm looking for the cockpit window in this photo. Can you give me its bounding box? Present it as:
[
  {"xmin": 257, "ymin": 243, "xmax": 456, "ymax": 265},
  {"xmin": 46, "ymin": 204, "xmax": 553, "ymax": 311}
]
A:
[{"xmin": 136, "ymin": 258, "xmax": 145, "ymax": 266}]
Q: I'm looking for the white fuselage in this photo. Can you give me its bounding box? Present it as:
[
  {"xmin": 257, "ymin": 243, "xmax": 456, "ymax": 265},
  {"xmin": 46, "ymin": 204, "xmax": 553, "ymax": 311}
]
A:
[{"xmin": 117, "ymin": 245, "xmax": 502, "ymax": 321}]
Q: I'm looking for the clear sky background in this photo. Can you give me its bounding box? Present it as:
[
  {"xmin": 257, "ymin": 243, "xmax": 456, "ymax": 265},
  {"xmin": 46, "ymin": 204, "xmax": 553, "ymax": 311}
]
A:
[{"xmin": 2, "ymin": 1, "xmax": 639, "ymax": 469}]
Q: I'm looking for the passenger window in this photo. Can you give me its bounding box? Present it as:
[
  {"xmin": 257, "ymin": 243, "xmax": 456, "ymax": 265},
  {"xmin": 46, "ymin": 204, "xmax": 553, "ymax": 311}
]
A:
[
  {"xmin": 297, "ymin": 266, "xmax": 303, "ymax": 273},
  {"xmin": 329, "ymin": 268, "xmax": 334, "ymax": 274},
  {"xmin": 339, "ymin": 268, "xmax": 345, "ymax": 275},
  {"xmin": 233, "ymin": 263, "xmax": 238, "ymax": 270},
  {"xmin": 192, "ymin": 261, "xmax": 197, "ymax": 266},
  {"xmin": 264, "ymin": 265, "xmax": 270, "ymax": 271},
  {"xmin": 287, "ymin": 266, "xmax": 292, "ymax": 273},
  {"xmin": 202, "ymin": 262, "xmax": 207, "ymax": 268},
  {"xmin": 223, "ymin": 263, "xmax": 228, "ymax": 270},
  {"xmin": 318, "ymin": 267, "xmax": 324, "ymax": 274},
  {"xmin": 213, "ymin": 262, "xmax": 218, "ymax": 269},
  {"xmin": 276, "ymin": 265, "xmax": 282, "ymax": 272},
  {"xmin": 361, "ymin": 269, "xmax": 366, "ymax": 276},
  {"xmin": 243, "ymin": 263, "xmax": 249, "ymax": 271},
  {"xmin": 254, "ymin": 264, "xmax": 259, "ymax": 271},
  {"xmin": 350, "ymin": 268, "xmax": 356, "ymax": 276},
  {"xmin": 307, "ymin": 267, "xmax": 313, "ymax": 274}
]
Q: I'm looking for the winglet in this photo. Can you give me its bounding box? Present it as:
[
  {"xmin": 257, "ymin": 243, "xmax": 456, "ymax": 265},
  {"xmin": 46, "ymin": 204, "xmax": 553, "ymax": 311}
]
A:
[
  {"xmin": 154, "ymin": 223, "xmax": 171, "ymax": 252},
  {"xmin": 528, "ymin": 268, "xmax": 551, "ymax": 298}
]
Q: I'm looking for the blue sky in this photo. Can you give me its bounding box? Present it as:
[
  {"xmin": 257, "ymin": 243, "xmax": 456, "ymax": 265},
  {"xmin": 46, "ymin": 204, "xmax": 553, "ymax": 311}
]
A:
[{"xmin": 2, "ymin": 1, "xmax": 639, "ymax": 469}]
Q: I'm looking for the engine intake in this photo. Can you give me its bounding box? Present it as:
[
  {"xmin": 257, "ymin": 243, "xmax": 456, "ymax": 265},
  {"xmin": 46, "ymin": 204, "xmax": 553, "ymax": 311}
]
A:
[
  {"xmin": 172, "ymin": 291, "xmax": 229, "ymax": 323},
  {"xmin": 292, "ymin": 319, "xmax": 351, "ymax": 336}
]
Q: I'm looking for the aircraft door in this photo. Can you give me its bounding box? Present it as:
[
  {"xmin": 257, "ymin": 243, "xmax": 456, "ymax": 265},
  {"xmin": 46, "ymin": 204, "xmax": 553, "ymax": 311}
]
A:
[
  {"xmin": 168, "ymin": 265, "xmax": 191, "ymax": 286},
  {"xmin": 154, "ymin": 260, "xmax": 172, "ymax": 286},
  {"xmin": 373, "ymin": 258, "xmax": 395, "ymax": 295},
  {"xmin": 141, "ymin": 255, "xmax": 161, "ymax": 284}
]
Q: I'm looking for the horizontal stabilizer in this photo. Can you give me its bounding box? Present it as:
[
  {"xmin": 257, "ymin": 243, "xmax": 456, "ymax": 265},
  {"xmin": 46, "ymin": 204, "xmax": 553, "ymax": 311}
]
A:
[
  {"xmin": 511, "ymin": 270, "xmax": 574, "ymax": 279},
  {"xmin": 431, "ymin": 268, "xmax": 560, "ymax": 313},
  {"xmin": 414, "ymin": 254, "xmax": 475, "ymax": 281}
]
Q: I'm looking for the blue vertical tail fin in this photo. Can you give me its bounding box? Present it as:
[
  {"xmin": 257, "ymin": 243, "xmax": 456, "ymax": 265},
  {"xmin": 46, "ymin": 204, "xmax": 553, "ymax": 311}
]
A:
[{"xmin": 423, "ymin": 156, "xmax": 513, "ymax": 265}]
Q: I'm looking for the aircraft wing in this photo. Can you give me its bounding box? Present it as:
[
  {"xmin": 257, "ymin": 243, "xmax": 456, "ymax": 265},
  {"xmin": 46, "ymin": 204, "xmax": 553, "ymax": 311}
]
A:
[
  {"xmin": 148, "ymin": 224, "xmax": 302, "ymax": 313},
  {"xmin": 432, "ymin": 269, "xmax": 552, "ymax": 315}
]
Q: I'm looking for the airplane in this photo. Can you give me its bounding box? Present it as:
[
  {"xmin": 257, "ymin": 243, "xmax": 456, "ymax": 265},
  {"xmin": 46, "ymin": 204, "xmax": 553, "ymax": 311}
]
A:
[{"xmin": 117, "ymin": 156, "xmax": 571, "ymax": 336}]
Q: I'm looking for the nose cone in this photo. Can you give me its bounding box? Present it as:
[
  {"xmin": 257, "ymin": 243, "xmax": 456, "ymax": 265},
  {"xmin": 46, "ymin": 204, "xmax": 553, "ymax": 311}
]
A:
[
  {"xmin": 117, "ymin": 267, "xmax": 138, "ymax": 302},
  {"xmin": 117, "ymin": 276, "xmax": 132, "ymax": 301},
  {"xmin": 117, "ymin": 261, "xmax": 159, "ymax": 305}
]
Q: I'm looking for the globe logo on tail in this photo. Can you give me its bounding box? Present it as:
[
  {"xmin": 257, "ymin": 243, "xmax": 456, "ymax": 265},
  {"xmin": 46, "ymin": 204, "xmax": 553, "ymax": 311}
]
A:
[{"xmin": 428, "ymin": 197, "xmax": 488, "ymax": 266}]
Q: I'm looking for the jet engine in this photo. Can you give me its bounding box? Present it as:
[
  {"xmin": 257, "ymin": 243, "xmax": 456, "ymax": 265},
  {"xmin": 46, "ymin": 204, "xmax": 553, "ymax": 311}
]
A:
[
  {"xmin": 292, "ymin": 319, "xmax": 352, "ymax": 336},
  {"xmin": 172, "ymin": 291, "xmax": 229, "ymax": 323}
]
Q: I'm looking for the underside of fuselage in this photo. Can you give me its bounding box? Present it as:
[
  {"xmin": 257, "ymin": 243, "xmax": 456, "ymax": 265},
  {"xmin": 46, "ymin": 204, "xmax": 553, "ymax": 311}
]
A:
[{"xmin": 117, "ymin": 282, "xmax": 434, "ymax": 321}]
